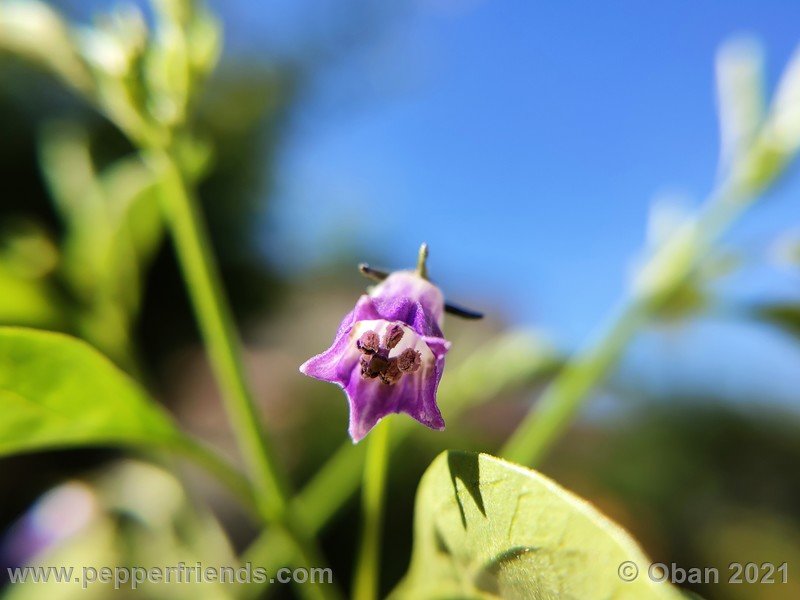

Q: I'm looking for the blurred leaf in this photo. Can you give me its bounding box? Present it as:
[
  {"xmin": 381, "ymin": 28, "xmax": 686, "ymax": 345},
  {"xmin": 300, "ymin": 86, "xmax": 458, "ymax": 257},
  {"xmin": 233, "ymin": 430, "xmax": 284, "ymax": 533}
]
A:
[
  {"xmin": 154, "ymin": 0, "xmax": 193, "ymax": 27},
  {"xmin": 645, "ymin": 196, "xmax": 694, "ymax": 250},
  {"xmin": 736, "ymin": 43, "xmax": 800, "ymax": 192},
  {"xmin": 38, "ymin": 122, "xmax": 163, "ymax": 360},
  {"xmin": 393, "ymin": 451, "xmax": 683, "ymax": 600},
  {"xmin": 751, "ymin": 303, "xmax": 800, "ymax": 342},
  {"xmin": 633, "ymin": 197, "xmax": 741, "ymax": 323},
  {"xmin": 650, "ymin": 281, "xmax": 708, "ymax": 323},
  {"xmin": 101, "ymin": 154, "xmax": 162, "ymax": 255},
  {"xmin": 438, "ymin": 330, "xmax": 559, "ymax": 412},
  {"xmin": 770, "ymin": 230, "xmax": 800, "ymax": 268},
  {"xmin": 716, "ymin": 38, "xmax": 765, "ymax": 173},
  {"xmin": 39, "ymin": 121, "xmax": 110, "ymax": 300},
  {"xmin": 633, "ymin": 214, "xmax": 701, "ymax": 309},
  {"xmin": 98, "ymin": 153, "xmax": 164, "ymax": 314},
  {"xmin": 75, "ymin": 28, "xmax": 130, "ymax": 79},
  {"xmin": 5, "ymin": 462, "xmax": 238, "ymax": 600},
  {"xmin": 0, "ymin": 270, "xmax": 63, "ymax": 328},
  {"xmin": 635, "ymin": 198, "xmax": 709, "ymax": 321},
  {"xmin": 0, "ymin": 327, "xmax": 182, "ymax": 457},
  {"xmin": 75, "ymin": 4, "xmax": 146, "ymax": 80},
  {"xmin": 144, "ymin": 7, "xmax": 190, "ymax": 127},
  {"xmin": 171, "ymin": 131, "xmax": 214, "ymax": 181},
  {"xmin": 763, "ymin": 44, "xmax": 800, "ymax": 156},
  {"xmin": 186, "ymin": 7, "xmax": 222, "ymax": 78},
  {"xmin": 5, "ymin": 509, "xmax": 120, "ymax": 600},
  {"xmin": 0, "ymin": 220, "xmax": 63, "ymax": 327},
  {"xmin": 648, "ymin": 249, "xmax": 739, "ymax": 324},
  {"xmin": 0, "ymin": 0, "xmax": 92, "ymax": 94},
  {"xmin": 36, "ymin": 124, "xmax": 121, "ymax": 360},
  {"xmin": 0, "ymin": 218, "xmax": 58, "ymax": 279}
]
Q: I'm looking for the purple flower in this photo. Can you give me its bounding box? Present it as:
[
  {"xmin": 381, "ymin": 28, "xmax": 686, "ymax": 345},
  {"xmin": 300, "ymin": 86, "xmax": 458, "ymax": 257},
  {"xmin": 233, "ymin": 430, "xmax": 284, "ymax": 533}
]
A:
[{"xmin": 300, "ymin": 271, "xmax": 451, "ymax": 442}]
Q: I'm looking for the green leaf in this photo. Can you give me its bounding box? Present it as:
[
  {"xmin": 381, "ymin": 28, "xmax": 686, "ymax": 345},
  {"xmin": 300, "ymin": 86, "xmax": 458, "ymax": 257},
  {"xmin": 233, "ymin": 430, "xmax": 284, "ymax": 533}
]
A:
[
  {"xmin": 393, "ymin": 451, "xmax": 684, "ymax": 600},
  {"xmin": 0, "ymin": 327, "xmax": 182, "ymax": 456},
  {"xmin": 0, "ymin": 270, "xmax": 63, "ymax": 329},
  {"xmin": 751, "ymin": 302, "xmax": 800, "ymax": 342},
  {"xmin": 0, "ymin": 0, "xmax": 93, "ymax": 94},
  {"xmin": 0, "ymin": 221, "xmax": 63, "ymax": 327},
  {"xmin": 715, "ymin": 38, "xmax": 765, "ymax": 172}
]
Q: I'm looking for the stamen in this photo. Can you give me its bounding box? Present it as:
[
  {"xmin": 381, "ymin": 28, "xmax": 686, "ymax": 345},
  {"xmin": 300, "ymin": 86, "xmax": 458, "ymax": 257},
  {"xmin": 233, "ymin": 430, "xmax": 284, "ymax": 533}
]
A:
[
  {"xmin": 397, "ymin": 348, "xmax": 421, "ymax": 373},
  {"xmin": 380, "ymin": 360, "xmax": 402, "ymax": 385},
  {"xmin": 357, "ymin": 325, "xmax": 423, "ymax": 384},
  {"xmin": 356, "ymin": 330, "xmax": 380, "ymax": 355},
  {"xmin": 361, "ymin": 353, "xmax": 390, "ymax": 379},
  {"xmin": 359, "ymin": 356, "xmax": 374, "ymax": 378},
  {"xmin": 383, "ymin": 324, "xmax": 404, "ymax": 350}
]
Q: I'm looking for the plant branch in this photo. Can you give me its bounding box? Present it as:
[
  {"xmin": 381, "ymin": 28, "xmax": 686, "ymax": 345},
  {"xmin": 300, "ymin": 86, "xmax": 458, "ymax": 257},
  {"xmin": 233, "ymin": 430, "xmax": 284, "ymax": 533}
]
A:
[
  {"xmin": 501, "ymin": 187, "xmax": 750, "ymax": 465},
  {"xmin": 239, "ymin": 338, "xmax": 558, "ymax": 599},
  {"xmin": 149, "ymin": 149, "xmax": 340, "ymax": 600},
  {"xmin": 353, "ymin": 420, "xmax": 391, "ymax": 600},
  {"xmin": 172, "ymin": 435, "xmax": 257, "ymax": 513},
  {"xmin": 151, "ymin": 149, "xmax": 288, "ymax": 518}
]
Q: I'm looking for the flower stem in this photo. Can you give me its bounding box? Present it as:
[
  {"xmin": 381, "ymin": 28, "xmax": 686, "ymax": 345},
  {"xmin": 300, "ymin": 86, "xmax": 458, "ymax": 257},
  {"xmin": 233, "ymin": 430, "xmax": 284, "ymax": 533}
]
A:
[
  {"xmin": 353, "ymin": 419, "xmax": 391, "ymax": 600},
  {"xmin": 239, "ymin": 340, "xmax": 558, "ymax": 600},
  {"xmin": 150, "ymin": 149, "xmax": 339, "ymax": 600}
]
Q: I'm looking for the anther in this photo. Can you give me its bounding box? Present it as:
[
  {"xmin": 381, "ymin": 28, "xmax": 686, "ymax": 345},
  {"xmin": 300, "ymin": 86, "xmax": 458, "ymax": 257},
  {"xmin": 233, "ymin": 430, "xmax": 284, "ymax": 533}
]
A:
[
  {"xmin": 361, "ymin": 353, "xmax": 390, "ymax": 379},
  {"xmin": 397, "ymin": 348, "xmax": 421, "ymax": 373},
  {"xmin": 383, "ymin": 324, "xmax": 404, "ymax": 350},
  {"xmin": 356, "ymin": 330, "xmax": 380, "ymax": 355},
  {"xmin": 380, "ymin": 360, "xmax": 402, "ymax": 385}
]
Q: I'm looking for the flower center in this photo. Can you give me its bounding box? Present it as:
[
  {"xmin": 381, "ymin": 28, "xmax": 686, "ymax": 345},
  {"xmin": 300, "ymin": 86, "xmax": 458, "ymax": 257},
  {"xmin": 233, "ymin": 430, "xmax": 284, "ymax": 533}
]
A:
[{"xmin": 356, "ymin": 325, "xmax": 422, "ymax": 385}]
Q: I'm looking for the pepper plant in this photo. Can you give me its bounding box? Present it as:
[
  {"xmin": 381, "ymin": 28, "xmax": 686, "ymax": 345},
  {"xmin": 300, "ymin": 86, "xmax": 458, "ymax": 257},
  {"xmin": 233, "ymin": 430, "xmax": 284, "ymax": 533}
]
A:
[{"xmin": 0, "ymin": 1, "xmax": 799, "ymax": 599}]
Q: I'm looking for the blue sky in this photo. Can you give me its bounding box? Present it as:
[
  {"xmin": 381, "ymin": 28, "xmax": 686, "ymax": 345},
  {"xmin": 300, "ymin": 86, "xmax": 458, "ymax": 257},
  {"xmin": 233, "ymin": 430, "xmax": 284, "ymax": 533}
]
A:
[
  {"xmin": 220, "ymin": 2, "xmax": 798, "ymax": 316},
  {"xmin": 64, "ymin": 0, "xmax": 800, "ymax": 402},
  {"xmin": 217, "ymin": 0, "xmax": 800, "ymax": 405}
]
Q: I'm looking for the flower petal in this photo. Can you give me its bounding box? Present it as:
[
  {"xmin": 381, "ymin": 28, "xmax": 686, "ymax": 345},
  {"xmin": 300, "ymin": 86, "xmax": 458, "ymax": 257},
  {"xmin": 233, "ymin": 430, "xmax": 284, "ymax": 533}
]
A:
[
  {"xmin": 300, "ymin": 269, "xmax": 451, "ymax": 442},
  {"xmin": 370, "ymin": 271, "xmax": 445, "ymax": 331},
  {"xmin": 299, "ymin": 295, "xmax": 381, "ymax": 383},
  {"xmin": 345, "ymin": 375, "xmax": 407, "ymax": 442},
  {"xmin": 371, "ymin": 296, "xmax": 444, "ymax": 338},
  {"xmin": 342, "ymin": 331, "xmax": 449, "ymax": 442}
]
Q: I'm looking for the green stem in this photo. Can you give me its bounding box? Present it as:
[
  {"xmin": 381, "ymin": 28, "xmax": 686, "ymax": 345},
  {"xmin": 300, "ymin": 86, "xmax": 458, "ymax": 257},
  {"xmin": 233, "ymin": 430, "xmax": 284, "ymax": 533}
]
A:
[
  {"xmin": 152, "ymin": 148, "xmax": 288, "ymax": 519},
  {"xmin": 353, "ymin": 419, "xmax": 391, "ymax": 600},
  {"xmin": 240, "ymin": 186, "xmax": 753, "ymax": 596},
  {"xmin": 501, "ymin": 188, "xmax": 749, "ymax": 466},
  {"xmin": 240, "ymin": 185, "xmax": 756, "ymax": 598},
  {"xmin": 169, "ymin": 440, "xmax": 340, "ymax": 600},
  {"xmin": 239, "ymin": 340, "xmax": 558, "ymax": 600},
  {"xmin": 172, "ymin": 435, "xmax": 257, "ymax": 514},
  {"xmin": 501, "ymin": 302, "xmax": 645, "ymax": 464},
  {"xmin": 149, "ymin": 149, "xmax": 340, "ymax": 600}
]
